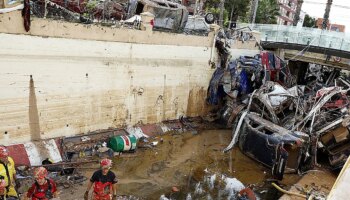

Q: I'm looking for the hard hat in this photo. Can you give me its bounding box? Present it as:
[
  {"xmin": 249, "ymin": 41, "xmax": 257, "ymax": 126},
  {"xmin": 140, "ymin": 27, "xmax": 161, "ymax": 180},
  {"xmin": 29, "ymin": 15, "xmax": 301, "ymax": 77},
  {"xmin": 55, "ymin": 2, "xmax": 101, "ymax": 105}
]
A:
[
  {"xmin": 0, "ymin": 146, "xmax": 8, "ymax": 158},
  {"xmin": 100, "ymin": 158, "xmax": 112, "ymax": 168},
  {"xmin": 34, "ymin": 167, "xmax": 48, "ymax": 179}
]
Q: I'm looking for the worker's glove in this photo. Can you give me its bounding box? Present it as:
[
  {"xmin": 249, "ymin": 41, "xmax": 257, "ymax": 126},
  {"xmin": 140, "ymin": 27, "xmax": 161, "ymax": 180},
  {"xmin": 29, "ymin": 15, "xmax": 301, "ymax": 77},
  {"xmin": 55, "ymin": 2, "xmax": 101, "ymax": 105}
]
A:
[
  {"xmin": 84, "ymin": 191, "xmax": 89, "ymax": 200},
  {"xmin": 112, "ymin": 194, "xmax": 117, "ymax": 200}
]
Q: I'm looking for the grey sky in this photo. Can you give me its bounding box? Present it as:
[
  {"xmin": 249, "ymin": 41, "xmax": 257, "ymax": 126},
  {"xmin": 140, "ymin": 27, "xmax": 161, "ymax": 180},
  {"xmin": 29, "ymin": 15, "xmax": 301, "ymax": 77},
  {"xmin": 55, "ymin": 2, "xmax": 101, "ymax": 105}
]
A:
[{"xmin": 302, "ymin": 0, "xmax": 349, "ymax": 32}]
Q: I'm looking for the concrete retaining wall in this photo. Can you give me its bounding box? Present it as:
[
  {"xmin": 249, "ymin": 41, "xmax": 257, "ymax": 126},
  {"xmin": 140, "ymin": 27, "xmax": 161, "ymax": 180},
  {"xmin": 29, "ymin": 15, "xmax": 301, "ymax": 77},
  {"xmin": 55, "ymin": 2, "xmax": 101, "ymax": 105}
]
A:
[
  {"xmin": 0, "ymin": 10, "xmax": 218, "ymax": 145},
  {"xmin": 0, "ymin": 32, "xmax": 213, "ymax": 145},
  {"xmin": 0, "ymin": 11, "xmax": 259, "ymax": 145}
]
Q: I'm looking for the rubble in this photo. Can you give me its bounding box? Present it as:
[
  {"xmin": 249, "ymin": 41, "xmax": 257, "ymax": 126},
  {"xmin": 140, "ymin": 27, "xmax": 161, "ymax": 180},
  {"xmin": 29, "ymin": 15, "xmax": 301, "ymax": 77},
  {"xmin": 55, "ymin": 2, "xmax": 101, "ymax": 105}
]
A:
[
  {"xmin": 30, "ymin": 0, "xmax": 189, "ymax": 32},
  {"xmin": 208, "ymin": 32, "xmax": 350, "ymax": 180}
]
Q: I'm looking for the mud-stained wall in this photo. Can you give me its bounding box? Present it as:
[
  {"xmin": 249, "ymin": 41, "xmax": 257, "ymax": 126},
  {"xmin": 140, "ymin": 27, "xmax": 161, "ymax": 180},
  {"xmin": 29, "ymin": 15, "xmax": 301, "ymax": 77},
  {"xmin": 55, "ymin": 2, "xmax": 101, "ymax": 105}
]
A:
[
  {"xmin": 0, "ymin": 32, "xmax": 214, "ymax": 145},
  {"xmin": 0, "ymin": 11, "xmax": 261, "ymax": 145}
]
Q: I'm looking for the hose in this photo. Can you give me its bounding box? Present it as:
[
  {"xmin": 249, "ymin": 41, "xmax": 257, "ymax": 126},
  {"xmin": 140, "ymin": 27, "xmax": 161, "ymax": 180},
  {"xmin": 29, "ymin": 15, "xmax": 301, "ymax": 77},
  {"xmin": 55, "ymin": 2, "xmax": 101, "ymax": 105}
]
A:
[{"xmin": 271, "ymin": 182, "xmax": 306, "ymax": 199}]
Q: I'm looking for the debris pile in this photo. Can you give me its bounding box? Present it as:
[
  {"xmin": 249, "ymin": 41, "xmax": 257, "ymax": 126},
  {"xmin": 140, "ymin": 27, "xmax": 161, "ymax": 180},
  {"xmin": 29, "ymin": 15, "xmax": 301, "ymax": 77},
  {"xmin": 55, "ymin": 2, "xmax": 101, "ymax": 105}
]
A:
[
  {"xmin": 208, "ymin": 35, "xmax": 350, "ymax": 181},
  {"xmin": 159, "ymin": 169, "xmax": 257, "ymax": 200},
  {"xmin": 29, "ymin": 0, "xmax": 190, "ymax": 32}
]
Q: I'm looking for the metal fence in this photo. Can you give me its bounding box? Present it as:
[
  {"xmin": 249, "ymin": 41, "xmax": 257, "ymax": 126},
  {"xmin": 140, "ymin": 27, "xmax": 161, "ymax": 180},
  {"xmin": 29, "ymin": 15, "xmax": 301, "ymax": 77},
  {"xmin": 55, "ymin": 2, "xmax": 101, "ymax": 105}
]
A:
[{"xmin": 237, "ymin": 24, "xmax": 350, "ymax": 52}]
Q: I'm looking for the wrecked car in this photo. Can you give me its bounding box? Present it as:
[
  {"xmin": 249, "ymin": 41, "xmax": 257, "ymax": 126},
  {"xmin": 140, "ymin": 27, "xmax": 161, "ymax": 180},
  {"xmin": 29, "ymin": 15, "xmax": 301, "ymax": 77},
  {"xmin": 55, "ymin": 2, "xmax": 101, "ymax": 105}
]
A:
[
  {"xmin": 223, "ymin": 81, "xmax": 310, "ymax": 180},
  {"xmin": 293, "ymin": 86, "xmax": 350, "ymax": 169},
  {"xmin": 238, "ymin": 112, "xmax": 308, "ymax": 180},
  {"xmin": 127, "ymin": 0, "xmax": 188, "ymax": 32},
  {"xmin": 227, "ymin": 79, "xmax": 350, "ymax": 177},
  {"xmin": 184, "ymin": 15, "xmax": 210, "ymax": 36},
  {"xmin": 207, "ymin": 51, "xmax": 291, "ymax": 128},
  {"xmin": 208, "ymin": 34, "xmax": 350, "ymax": 177}
]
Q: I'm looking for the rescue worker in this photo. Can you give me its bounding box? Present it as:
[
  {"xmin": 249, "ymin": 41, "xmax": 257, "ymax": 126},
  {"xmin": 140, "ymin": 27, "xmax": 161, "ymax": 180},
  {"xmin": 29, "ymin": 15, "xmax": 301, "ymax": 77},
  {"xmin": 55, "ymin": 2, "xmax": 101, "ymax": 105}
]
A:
[
  {"xmin": 84, "ymin": 159, "xmax": 118, "ymax": 200},
  {"xmin": 0, "ymin": 146, "xmax": 18, "ymax": 200},
  {"xmin": 24, "ymin": 167, "xmax": 58, "ymax": 200}
]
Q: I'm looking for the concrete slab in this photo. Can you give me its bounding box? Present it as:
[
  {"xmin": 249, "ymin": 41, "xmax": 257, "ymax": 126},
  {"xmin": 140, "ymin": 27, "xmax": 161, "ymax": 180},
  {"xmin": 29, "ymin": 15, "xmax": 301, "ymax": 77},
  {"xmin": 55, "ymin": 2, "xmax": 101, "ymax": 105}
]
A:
[
  {"xmin": 139, "ymin": 124, "xmax": 164, "ymax": 137},
  {"xmin": 279, "ymin": 170, "xmax": 337, "ymax": 200},
  {"xmin": 7, "ymin": 144, "xmax": 30, "ymax": 166},
  {"xmin": 328, "ymin": 156, "xmax": 350, "ymax": 200}
]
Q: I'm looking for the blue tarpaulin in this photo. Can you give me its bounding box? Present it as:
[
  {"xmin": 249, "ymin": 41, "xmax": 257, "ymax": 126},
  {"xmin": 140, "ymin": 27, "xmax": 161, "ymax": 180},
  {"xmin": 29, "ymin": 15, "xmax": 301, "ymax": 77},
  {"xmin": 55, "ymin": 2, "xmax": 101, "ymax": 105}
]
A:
[
  {"xmin": 207, "ymin": 68, "xmax": 225, "ymax": 105},
  {"xmin": 239, "ymin": 70, "xmax": 250, "ymax": 95}
]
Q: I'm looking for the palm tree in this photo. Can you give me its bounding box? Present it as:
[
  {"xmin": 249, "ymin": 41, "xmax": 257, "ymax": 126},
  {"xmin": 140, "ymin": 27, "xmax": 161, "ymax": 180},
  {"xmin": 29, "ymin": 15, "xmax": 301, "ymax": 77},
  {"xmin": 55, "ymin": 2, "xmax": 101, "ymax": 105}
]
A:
[
  {"xmin": 293, "ymin": 0, "xmax": 303, "ymax": 26},
  {"xmin": 322, "ymin": 0, "xmax": 333, "ymax": 30},
  {"xmin": 249, "ymin": 0, "xmax": 259, "ymax": 24}
]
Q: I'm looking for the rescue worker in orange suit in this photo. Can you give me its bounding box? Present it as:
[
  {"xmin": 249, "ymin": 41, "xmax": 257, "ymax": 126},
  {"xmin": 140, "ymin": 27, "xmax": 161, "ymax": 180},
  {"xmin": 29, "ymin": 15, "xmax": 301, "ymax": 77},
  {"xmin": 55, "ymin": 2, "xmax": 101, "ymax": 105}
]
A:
[
  {"xmin": 84, "ymin": 159, "xmax": 118, "ymax": 200},
  {"xmin": 0, "ymin": 146, "xmax": 18, "ymax": 200},
  {"xmin": 24, "ymin": 167, "xmax": 58, "ymax": 200}
]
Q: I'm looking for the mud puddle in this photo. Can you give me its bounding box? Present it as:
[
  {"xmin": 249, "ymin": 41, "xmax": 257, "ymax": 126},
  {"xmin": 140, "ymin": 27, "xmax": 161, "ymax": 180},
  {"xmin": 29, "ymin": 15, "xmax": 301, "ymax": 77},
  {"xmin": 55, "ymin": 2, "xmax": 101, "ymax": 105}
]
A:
[{"xmin": 67, "ymin": 130, "xmax": 301, "ymax": 199}]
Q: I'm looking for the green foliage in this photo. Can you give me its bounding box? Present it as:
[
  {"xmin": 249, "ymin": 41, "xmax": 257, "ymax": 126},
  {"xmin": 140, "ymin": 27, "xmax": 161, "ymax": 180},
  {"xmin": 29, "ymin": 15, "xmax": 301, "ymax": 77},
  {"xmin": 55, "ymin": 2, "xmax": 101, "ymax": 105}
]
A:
[
  {"xmin": 224, "ymin": 0, "xmax": 250, "ymax": 22},
  {"xmin": 86, "ymin": 0, "xmax": 98, "ymax": 13},
  {"xmin": 255, "ymin": 0, "xmax": 280, "ymax": 24},
  {"xmin": 303, "ymin": 14, "xmax": 316, "ymax": 28},
  {"xmin": 205, "ymin": 0, "xmax": 250, "ymax": 26}
]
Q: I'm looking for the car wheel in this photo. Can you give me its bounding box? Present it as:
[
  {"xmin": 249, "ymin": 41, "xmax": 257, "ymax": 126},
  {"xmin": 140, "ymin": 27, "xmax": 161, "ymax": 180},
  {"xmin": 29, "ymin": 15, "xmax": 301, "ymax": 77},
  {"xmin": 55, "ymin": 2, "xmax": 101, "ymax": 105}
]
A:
[{"xmin": 205, "ymin": 13, "xmax": 215, "ymax": 24}]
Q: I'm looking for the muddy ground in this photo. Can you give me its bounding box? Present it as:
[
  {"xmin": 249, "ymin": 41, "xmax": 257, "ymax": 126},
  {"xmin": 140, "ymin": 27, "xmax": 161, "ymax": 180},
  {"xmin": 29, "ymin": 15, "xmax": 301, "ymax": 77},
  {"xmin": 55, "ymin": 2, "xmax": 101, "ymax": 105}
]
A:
[{"xmin": 50, "ymin": 129, "xmax": 314, "ymax": 200}]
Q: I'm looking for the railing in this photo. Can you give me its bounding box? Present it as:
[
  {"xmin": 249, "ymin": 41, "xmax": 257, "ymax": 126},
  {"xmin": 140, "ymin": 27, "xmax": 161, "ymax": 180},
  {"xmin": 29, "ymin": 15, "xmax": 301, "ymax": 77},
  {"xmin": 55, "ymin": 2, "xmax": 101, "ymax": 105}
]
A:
[{"xmin": 237, "ymin": 24, "xmax": 350, "ymax": 52}]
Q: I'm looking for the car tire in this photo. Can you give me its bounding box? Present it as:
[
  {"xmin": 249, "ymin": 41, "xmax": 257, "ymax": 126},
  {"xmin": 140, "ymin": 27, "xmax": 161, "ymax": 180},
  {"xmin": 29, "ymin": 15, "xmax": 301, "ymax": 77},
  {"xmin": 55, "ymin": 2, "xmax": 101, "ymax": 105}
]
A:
[{"xmin": 205, "ymin": 13, "xmax": 215, "ymax": 24}]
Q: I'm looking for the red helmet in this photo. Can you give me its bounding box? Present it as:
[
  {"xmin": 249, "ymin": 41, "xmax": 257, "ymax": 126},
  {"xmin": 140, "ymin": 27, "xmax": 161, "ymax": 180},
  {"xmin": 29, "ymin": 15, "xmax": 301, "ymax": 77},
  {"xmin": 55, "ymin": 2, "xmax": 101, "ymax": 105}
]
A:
[
  {"xmin": 34, "ymin": 167, "xmax": 48, "ymax": 179},
  {"xmin": 100, "ymin": 158, "xmax": 112, "ymax": 168},
  {"xmin": 0, "ymin": 146, "xmax": 8, "ymax": 158}
]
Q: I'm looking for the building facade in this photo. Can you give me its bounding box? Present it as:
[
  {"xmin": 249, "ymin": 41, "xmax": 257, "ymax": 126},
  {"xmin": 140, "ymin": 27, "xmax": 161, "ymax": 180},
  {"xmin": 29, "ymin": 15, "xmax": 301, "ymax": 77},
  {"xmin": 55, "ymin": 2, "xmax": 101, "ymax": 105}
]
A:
[
  {"xmin": 316, "ymin": 18, "xmax": 346, "ymax": 32},
  {"xmin": 277, "ymin": 0, "xmax": 297, "ymax": 25}
]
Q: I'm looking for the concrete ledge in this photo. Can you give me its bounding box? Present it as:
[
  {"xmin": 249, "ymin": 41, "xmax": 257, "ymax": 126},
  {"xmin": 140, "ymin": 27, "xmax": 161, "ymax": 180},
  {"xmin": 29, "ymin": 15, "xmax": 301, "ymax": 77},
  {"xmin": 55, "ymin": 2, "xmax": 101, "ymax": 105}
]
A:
[
  {"xmin": 6, "ymin": 121, "xmax": 186, "ymax": 167},
  {"xmin": 0, "ymin": 11, "xmax": 213, "ymax": 47}
]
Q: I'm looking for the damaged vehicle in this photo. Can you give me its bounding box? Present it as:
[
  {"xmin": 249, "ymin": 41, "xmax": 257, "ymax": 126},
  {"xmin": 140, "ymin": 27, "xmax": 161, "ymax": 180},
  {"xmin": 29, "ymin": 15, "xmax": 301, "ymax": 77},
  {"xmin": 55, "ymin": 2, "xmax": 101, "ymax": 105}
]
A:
[
  {"xmin": 127, "ymin": 0, "xmax": 188, "ymax": 32},
  {"xmin": 207, "ymin": 50, "xmax": 291, "ymax": 127},
  {"xmin": 207, "ymin": 31, "xmax": 350, "ymax": 178},
  {"xmin": 226, "ymin": 81, "xmax": 310, "ymax": 180},
  {"xmin": 184, "ymin": 15, "xmax": 210, "ymax": 36},
  {"xmin": 293, "ymin": 86, "xmax": 350, "ymax": 169},
  {"xmin": 238, "ymin": 112, "xmax": 309, "ymax": 180},
  {"xmin": 225, "ymin": 72, "xmax": 350, "ymax": 178}
]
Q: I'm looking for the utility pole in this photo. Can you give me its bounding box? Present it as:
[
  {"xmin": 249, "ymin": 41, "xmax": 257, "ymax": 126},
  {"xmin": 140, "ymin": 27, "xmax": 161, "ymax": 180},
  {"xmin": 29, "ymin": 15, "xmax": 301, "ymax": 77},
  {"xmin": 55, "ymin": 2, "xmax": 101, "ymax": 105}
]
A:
[
  {"xmin": 219, "ymin": 0, "xmax": 225, "ymax": 26},
  {"xmin": 293, "ymin": 0, "xmax": 303, "ymax": 26},
  {"xmin": 322, "ymin": 0, "xmax": 333, "ymax": 30},
  {"xmin": 250, "ymin": 0, "xmax": 259, "ymax": 24}
]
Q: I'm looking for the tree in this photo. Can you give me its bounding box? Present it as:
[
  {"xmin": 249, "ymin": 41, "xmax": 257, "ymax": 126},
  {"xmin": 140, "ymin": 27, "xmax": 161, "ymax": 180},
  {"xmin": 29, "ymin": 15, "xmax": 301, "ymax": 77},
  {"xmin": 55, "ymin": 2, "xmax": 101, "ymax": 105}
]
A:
[
  {"xmin": 293, "ymin": 0, "xmax": 303, "ymax": 26},
  {"xmin": 205, "ymin": 0, "xmax": 250, "ymax": 26},
  {"xmin": 322, "ymin": 0, "xmax": 333, "ymax": 29},
  {"xmin": 255, "ymin": 0, "xmax": 280, "ymax": 24},
  {"xmin": 224, "ymin": 0, "xmax": 250, "ymax": 24},
  {"xmin": 303, "ymin": 14, "xmax": 316, "ymax": 28}
]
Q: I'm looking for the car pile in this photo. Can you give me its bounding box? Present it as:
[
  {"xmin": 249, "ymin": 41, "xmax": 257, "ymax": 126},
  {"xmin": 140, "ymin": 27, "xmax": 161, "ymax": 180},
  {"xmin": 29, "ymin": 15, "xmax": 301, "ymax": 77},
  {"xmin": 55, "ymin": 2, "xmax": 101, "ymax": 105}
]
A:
[{"xmin": 208, "ymin": 36, "xmax": 350, "ymax": 180}]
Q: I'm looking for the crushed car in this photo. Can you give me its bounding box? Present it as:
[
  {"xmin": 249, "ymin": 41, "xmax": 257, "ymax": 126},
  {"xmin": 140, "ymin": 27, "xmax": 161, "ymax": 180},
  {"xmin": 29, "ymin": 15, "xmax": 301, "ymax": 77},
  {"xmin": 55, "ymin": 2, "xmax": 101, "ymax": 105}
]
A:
[
  {"xmin": 207, "ymin": 31, "xmax": 350, "ymax": 179},
  {"xmin": 127, "ymin": 0, "xmax": 188, "ymax": 32},
  {"xmin": 184, "ymin": 15, "xmax": 210, "ymax": 36}
]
